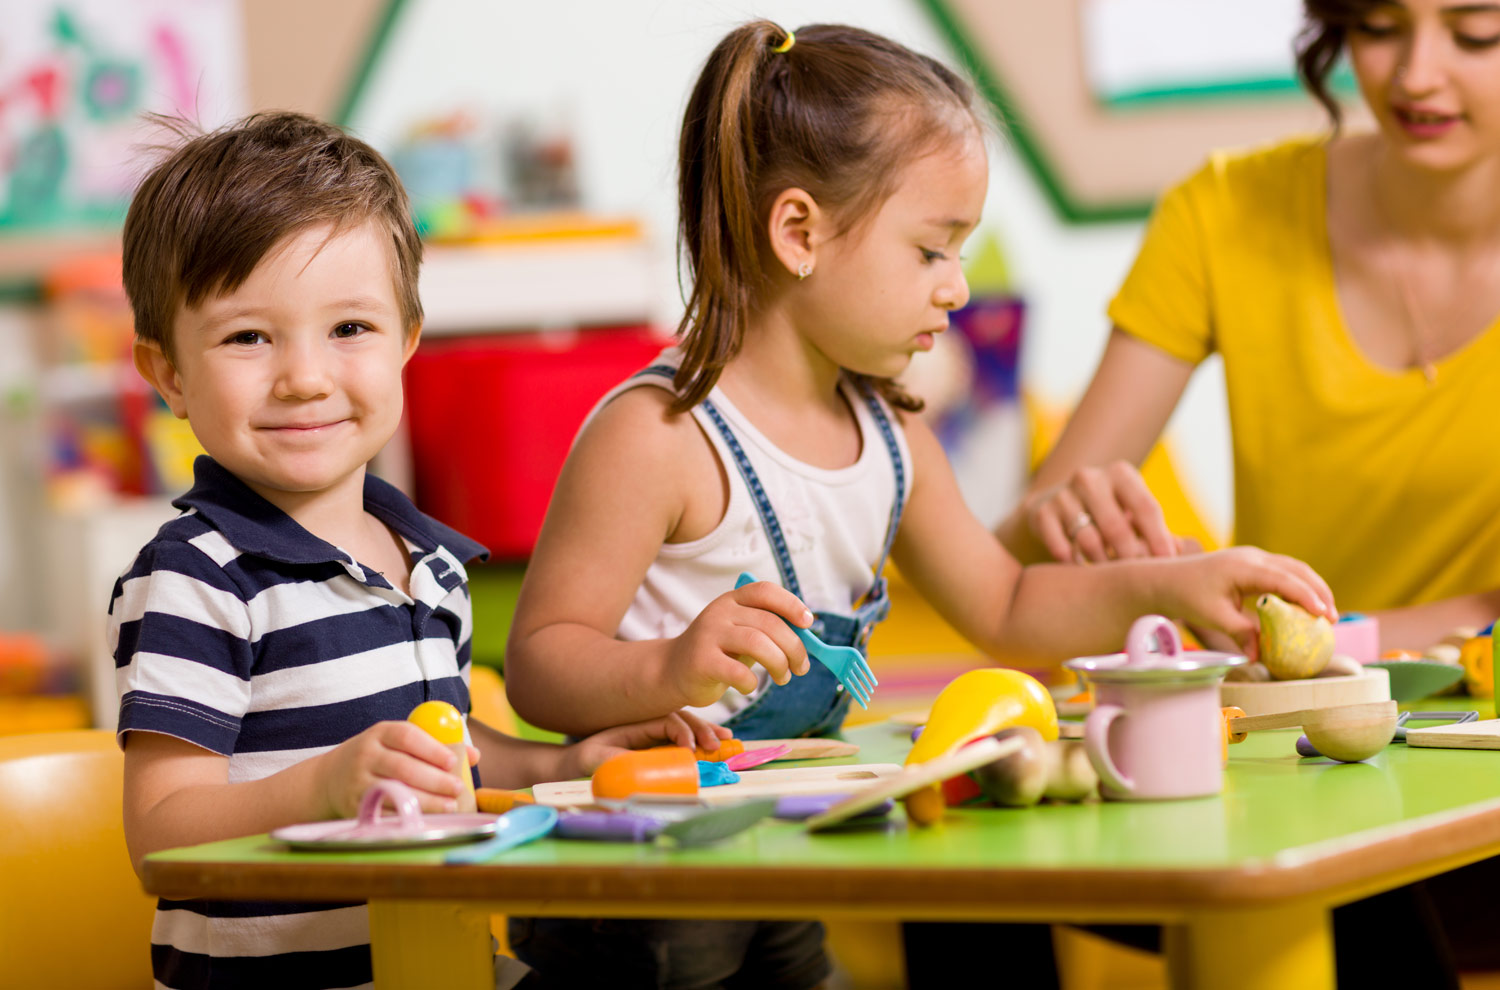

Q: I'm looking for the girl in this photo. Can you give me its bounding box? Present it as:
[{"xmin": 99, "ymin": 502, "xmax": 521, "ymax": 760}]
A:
[
  {"xmin": 504, "ymin": 20, "xmax": 1334, "ymax": 742},
  {"xmin": 502, "ymin": 20, "xmax": 1333, "ymax": 989}
]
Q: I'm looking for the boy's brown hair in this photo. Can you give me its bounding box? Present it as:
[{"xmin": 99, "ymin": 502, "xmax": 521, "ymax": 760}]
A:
[
  {"xmin": 674, "ymin": 21, "xmax": 985, "ymax": 413},
  {"xmin": 123, "ymin": 111, "xmax": 422, "ymax": 356}
]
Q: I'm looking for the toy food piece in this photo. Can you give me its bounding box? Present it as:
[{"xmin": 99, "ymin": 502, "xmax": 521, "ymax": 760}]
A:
[
  {"xmin": 900, "ymin": 668, "xmax": 1058, "ymax": 825},
  {"xmin": 971, "ymin": 727, "xmax": 1047, "ymax": 807},
  {"xmin": 1041, "ymin": 738, "xmax": 1098, "ymax": 802},
  {"xmin": 592, "ymin": 747, "xmax": 699, "ymax": 802},
  {"xmin": 1224, "ymin": 662, "xmax": 1272, "ymax": 683},
  {"xmin": 408, "ymin": 700, "xmax": 477, "ymax": 813},
  {"xmin": 1256, "ymin": 594, "xmax": 1333, "ymax": 680},
  {"xmin": 694, "ymin": 740, "xmax": 745, "ymax": 762},
  {"xmin": 1315, "ymin": 655, "xmax": 1363, "ymax": 679},
  {"xmin": 1460, "ymin": 633, "xmax": 1494, "ymax": 698},
  {"xmin": 475, "ymin": 788, "xmax": 534, "ymax": 814}
]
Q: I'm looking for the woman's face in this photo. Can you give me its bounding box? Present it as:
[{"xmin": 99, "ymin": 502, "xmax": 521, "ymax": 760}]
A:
[{"xmin": 1348, "ymin": 0, "xmax": 1500, "ymax": 171}]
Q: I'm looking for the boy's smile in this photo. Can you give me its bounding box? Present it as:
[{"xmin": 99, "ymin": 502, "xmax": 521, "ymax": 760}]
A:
[{"xmin": 135, "ymin": 221, "xmax": 418, "ymax": 514}]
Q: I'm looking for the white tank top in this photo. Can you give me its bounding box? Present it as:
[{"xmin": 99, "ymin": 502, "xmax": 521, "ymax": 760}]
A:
[{"xmin": 587, "ymin": 347, "xmax": 914, "ymax": 723}]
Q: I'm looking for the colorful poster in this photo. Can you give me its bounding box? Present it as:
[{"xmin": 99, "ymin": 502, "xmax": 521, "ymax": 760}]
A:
[{"xmin": 0, "ymin": 0, "xmax": 246, "ymax": 231}]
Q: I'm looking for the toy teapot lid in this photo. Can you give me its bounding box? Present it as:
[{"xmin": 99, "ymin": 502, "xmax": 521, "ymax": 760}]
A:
[{"xmin": 1064, "ymin": 615, "xmax": 1246, "ymax": 684}]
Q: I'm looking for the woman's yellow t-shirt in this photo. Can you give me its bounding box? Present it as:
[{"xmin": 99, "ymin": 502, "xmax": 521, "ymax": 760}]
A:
[{"xmin": 1108, "ymin": 135, "xmax": 1500, "ymax": 612}]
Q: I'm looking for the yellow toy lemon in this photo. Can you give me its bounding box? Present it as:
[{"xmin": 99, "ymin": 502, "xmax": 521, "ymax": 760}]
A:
[
  {"xmin": 407, "ymin": 700, "xmax": 465, "ymax": 744},
  {"xmin": 902, "ymin": 668, "xmax": 1058, "ymax": 826},
  {"xmin": 408, "ymin": 700, "xmax": 476, "ymax": 812}
]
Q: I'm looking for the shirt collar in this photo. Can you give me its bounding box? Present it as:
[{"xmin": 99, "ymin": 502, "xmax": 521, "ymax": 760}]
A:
[{"xmin": 173, "ymin": 456, "xmax": 489, "ymax": 566}]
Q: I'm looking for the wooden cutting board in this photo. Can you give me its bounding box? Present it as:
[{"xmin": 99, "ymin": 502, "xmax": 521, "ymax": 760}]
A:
[
  {"xmin": 1405, "ymin": 718, "xmax": 1500, "ymax": 750},
  {"xmin": 1219, "ymin": 668, "xmax": 1389, "ymax": 717},
  {"xmin": 747, "ymin": 738, "xmax": 859, "ymax": 760},
  {"xmin": 532, "ymin": 763, "xmax": 903, "ymax": 809}
]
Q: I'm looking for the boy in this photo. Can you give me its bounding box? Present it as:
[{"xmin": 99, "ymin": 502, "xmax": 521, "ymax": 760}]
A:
[{"xmin": 112, "ymin": 112, "xmax": 726, "ymax": 990}]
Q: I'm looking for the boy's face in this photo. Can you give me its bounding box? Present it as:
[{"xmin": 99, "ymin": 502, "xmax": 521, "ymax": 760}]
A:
[{"xmin": 136, "ymin": 221, "xmax": 419, "ymax": 508}]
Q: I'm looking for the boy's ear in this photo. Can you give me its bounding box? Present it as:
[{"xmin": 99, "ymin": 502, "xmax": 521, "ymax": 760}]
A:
[
  {"xmin": 401, "ymin": 323, "xmax": 423, "ymax": 365},
  {"xmin": 766, "ymin": 187, "xmax": 826, "ymax": 281},
  {"xmin": 133, "ymin": 339, "xmax": 188, "ymax": 419}
]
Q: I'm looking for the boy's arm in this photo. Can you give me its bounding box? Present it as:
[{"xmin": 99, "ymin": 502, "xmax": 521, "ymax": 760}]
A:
[
  {"xmin": 123, "ymin": 723, "xmax": 467, "ymax": 877},
  {"xmin": 467, "ymin": 713, "xmax": 730, "ymax": 788},
  {"xmin": 504, "ymin": 390, "xmax": 807, "ymax": 736},
  {"xmin": 893, "ymin": 416, "xmax": 1335, "ymax": 664}
]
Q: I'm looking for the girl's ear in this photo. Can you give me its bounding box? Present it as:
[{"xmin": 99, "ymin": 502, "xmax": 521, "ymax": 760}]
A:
[
  {"xmin": 766, "ymin": 187, "xmax": 827, "ymax": 280},
  {"xmin": 133, "ymin": 339, "xmax": 188, "ymax": 419}
]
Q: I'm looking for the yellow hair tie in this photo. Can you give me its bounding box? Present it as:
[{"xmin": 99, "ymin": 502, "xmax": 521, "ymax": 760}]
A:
[{"xmin": 773, "ymin": 30, "xmax": 795, "ymax": 54}]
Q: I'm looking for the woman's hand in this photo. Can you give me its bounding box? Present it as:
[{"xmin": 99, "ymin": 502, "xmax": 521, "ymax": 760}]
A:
[{"xmin": 1023, "ymin": 461, "xmax": 1180, "ymax": 564}]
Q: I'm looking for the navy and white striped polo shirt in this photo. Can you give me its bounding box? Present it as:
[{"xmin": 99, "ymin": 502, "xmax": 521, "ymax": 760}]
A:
[{"xmin": 110, "ymin": 456, "xmax": 487, "ymax": 990}]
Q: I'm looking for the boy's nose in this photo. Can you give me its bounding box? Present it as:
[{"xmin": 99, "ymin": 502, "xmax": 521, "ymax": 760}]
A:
[{"xmin": 273, "ymin": 344, "xmax": 335, "ymax": 400}]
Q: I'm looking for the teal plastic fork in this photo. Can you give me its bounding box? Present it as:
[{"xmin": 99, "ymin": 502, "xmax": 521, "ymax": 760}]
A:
[{"xmin": 735, "ymin": 573, "xmax": 877, "ymax": 709}]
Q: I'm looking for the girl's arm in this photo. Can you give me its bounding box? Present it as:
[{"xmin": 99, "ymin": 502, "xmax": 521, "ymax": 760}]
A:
[
  {"xmin": 895, "ymin": 414, "xmax": 1334, "ymax": 665},
  {"xmin": 996, "ymin": 329, "xmax": 1195, "ymax": 564},
  {"xmin": 504, "ymin": 388, "xmax": 812, "ymax": 737}
]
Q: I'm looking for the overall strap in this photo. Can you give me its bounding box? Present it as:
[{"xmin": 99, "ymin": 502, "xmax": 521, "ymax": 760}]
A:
[
  {"xmin": 855, "ymin": 382, "xmax": 907, "ymax": 607},
  {"xmin": 632, "ymin": 365, "xmax": 804, "ymax": 598}
]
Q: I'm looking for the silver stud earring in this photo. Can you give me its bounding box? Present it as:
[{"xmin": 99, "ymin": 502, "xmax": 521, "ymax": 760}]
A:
[{"xmin": 797, "ymin": 262, "xmax": 813, "ymax": 280}]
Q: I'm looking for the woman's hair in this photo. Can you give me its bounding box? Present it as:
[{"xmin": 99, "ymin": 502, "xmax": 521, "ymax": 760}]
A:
[
  {"xmin": 1296, "ymin": 0, "xmax": 1381, "ymax": 128},
  {"xmin": 672, "ymin": 21, "xmax": 984, "ymax": 413}
]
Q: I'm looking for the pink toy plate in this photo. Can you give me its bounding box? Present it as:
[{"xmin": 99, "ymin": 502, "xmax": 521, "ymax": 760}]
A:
[{"xmin": 270, "ymin": 780, "xmax": 500, "ymax": 851}]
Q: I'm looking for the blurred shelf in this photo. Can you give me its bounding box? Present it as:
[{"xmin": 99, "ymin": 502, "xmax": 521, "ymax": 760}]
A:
[
  {"xmin": 0, "ymin": 230, "xmax": 122, "ymax": 289},
  {"xmin": 420, "ymin": 238, "xmax": 657, "ymax": 335}
]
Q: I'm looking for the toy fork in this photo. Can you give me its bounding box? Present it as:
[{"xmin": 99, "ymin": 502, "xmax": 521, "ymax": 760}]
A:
[{"xmin": 735, "ymin": 573, "xmax": 878, "ymax": 709}]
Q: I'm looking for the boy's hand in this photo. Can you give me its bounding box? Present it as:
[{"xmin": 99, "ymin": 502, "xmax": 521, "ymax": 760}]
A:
[
  {"xmin": 1161, "ymin": 547, "xmax": 1336, "ymax": 662},
  {"xmin": 664, "ymin": 581, "xmax": 813, "ymax": 706},
  {"xmin": 569, "ymin": 710, "xmax": 733, "ymax": 778},
  {"xmin": 315, "ymin": 720, "xmax": 466, "ymax": 819}
]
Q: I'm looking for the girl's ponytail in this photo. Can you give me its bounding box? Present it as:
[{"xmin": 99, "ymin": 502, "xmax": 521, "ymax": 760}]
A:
[{"xmin": 673, "ymin": 21, "xmax": 786, "ymax": 412}]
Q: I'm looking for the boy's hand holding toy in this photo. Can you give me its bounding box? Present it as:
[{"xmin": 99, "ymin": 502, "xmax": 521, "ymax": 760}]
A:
[{"xmin": 568, "ymin": 710, "xmax": 732, "ymax": 778}]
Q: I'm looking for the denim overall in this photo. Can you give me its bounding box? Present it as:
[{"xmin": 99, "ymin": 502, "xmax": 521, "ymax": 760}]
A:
[{"xmin": 640, "ymin": 365, "xmax": 907, "ymax": 740}]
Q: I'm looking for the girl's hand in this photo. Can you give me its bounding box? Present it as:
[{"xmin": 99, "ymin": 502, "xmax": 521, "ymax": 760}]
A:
[
  {"xmin": 1160, "ymin": 547, "xmax": 1337, "ymax": 662},
  {"xmin": 569, "ymin": 710, "xmax": 733, "ymax": 777},
  {"xmin": 1024, "ymin": 461, "xmax": 1178, "ymax": 564},
  {"xmin": 314, "ymin": 720, "xmax": 465, "ymax": 819},
  {"xmin": 665, "ymin": 581, "xmax": 813, "ymax": 707}
]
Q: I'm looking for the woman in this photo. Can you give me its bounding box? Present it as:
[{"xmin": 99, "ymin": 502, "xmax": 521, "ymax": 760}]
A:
[{"xmin": 1000, "ymin": 0, "xmax": 1500, "ymax": 651}]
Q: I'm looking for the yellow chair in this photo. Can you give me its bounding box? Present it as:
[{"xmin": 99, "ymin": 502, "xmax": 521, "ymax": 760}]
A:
[{"xmin": 0, "ymin": 730, "xmax": 155, "ymax": 989}]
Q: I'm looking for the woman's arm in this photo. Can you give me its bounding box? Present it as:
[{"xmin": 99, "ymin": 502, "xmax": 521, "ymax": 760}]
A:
[
  {"xmin": 1372, "ymin": 590, "xmax": 1500, "ymax": 652},
  {"xmin": 997, "ymin": 329, "xmax": 1195, "ymax": 564}
]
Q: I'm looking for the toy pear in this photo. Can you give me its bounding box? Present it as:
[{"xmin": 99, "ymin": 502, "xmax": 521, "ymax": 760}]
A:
[{"xmin": 1256, "ymin": 594, "xmax": 1333, "ymax": 680}]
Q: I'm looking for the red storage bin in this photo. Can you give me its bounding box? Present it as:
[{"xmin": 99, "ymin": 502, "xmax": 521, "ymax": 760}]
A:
[{"xmin": 404, "ymin": 326, "xmax": 665, "ymax": 559}]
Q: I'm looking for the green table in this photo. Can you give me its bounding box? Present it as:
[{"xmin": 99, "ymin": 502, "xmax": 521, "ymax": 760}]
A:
[{"xmin": 143, "ymin": 717, "xmax": 1500, "ymax": 989}]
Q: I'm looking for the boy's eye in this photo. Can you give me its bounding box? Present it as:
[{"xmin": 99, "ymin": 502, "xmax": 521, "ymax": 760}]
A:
[
  {"xmin": 227, "ymin": 331, "xmax": 264, "ymax": 346},
  {"xmin": 333, "ymin": 322, "xmax": 368, "ymax": 339},
  {"xmin": 920, "ymin": 248, "xmax": 948, "ymax": 263}
]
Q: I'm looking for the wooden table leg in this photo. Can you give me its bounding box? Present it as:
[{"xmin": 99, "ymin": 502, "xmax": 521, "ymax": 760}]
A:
[
  {"xmin": 369, "ymin": 899, "xmax": 494, "ymax": 990},
  {"xmin": 1164, "ymin": 903, "xmax": 1334, "ymax": 990}
]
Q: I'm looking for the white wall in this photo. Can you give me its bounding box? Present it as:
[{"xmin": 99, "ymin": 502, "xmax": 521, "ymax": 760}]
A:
[{"xmin": 349, "ymin": 0, "xmax": 1234, "ymax": 540}]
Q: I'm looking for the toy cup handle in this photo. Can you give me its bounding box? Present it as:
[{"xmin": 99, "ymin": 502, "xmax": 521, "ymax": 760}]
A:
[
  {"xmin": 357, "ymin": 780, "xmax": 424, "ymax": 829},
  {"xmin": 1125, "ymin": 615, "xmax": 1182, "ymax": 667},
  {"xmin": 1084, "ymin": 703, "xmax": 1134, "ymax": 796}
]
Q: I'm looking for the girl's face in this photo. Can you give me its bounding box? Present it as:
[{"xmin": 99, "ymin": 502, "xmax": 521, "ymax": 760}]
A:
[
  {"xmin": 796, "ymin": 129, "xmax": 988, "ymax": 380},
  {"xmin": 1349, "ymin": 0, "xmax": 1500, "ymax": 171}
]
